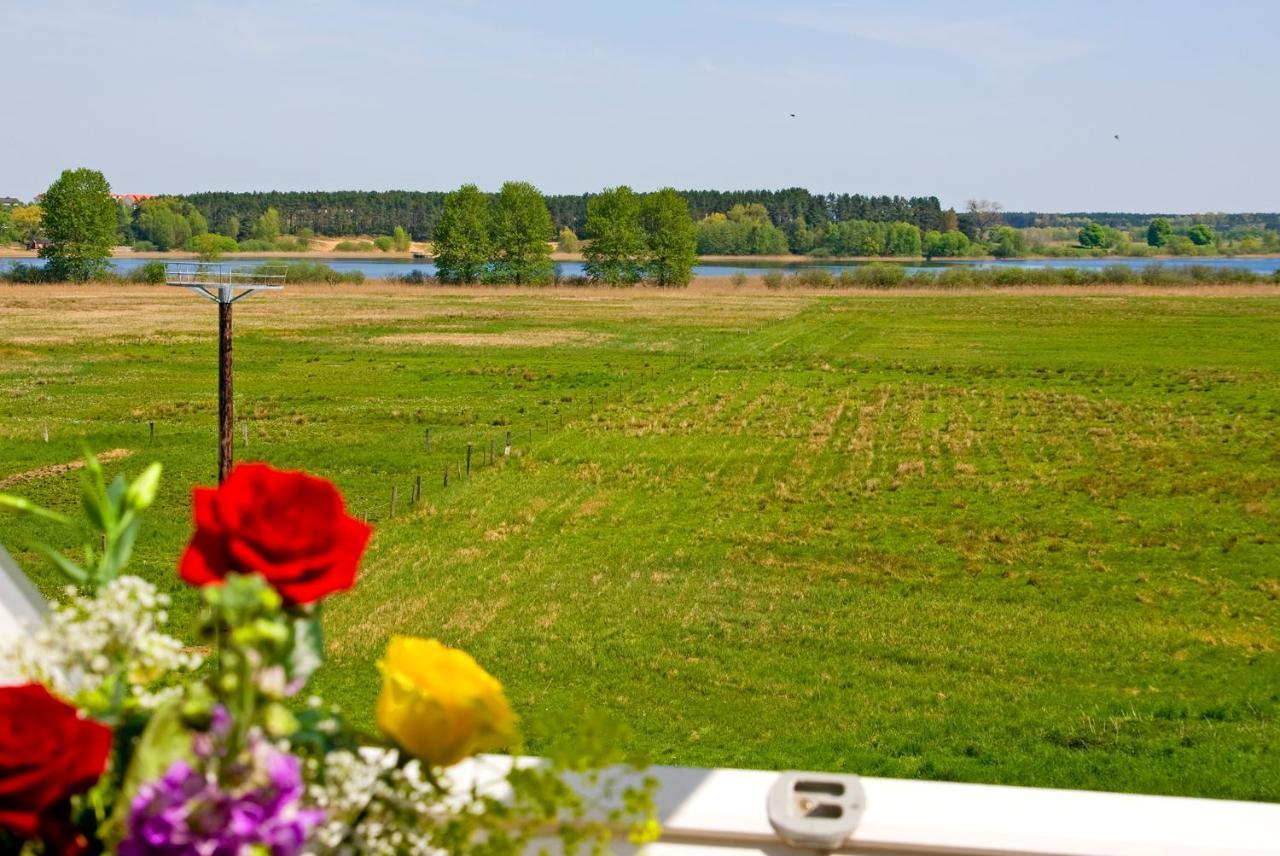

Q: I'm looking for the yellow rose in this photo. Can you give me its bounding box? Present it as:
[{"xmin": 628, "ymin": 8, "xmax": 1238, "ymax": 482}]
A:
[{"xmin": 376, "ymin": 636, "xmax": 516, "ymax": 767}]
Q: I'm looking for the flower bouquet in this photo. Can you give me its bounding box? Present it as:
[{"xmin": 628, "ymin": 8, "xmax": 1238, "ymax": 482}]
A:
[{"xmin": 0, "ymin": 455, "xmax": 657, "ymax": 855}]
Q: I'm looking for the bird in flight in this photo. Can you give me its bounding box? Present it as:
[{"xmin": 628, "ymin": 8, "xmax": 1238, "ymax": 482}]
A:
[
  {"xmin": 1114, "ymin": 134, "xmax": 1120, "ymax": 140},
  {"xmin": 790, "ymin": 113, "xmax": 796, "ymax": 118}
]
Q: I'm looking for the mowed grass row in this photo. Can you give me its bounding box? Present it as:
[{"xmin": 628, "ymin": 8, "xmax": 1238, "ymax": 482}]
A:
[{"xmin": 0, "ymin": 284, "xmax": 1277, "ymax": 801}]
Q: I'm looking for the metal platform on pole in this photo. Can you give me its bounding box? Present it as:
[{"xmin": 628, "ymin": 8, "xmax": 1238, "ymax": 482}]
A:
[{"xmin": 166, "ymin": 263, "xmax": 285, "ymax": 483}]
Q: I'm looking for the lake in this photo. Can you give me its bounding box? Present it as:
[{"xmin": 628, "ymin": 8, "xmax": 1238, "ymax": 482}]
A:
[{"xmin": 3, "ymin": 255, "xmax": 1279, "ymax": 279}]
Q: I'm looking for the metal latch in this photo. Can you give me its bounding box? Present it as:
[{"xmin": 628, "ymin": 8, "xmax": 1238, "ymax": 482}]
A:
[{"xmin": 767, "ymin": 772, "xmax": 865, "ymax": 850}]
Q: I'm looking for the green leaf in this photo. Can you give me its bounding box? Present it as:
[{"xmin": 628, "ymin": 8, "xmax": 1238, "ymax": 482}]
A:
[
  {"xmin": 101, "ymin": 517, "xmax": 140, "ymax": 581},
  {"xmin": 0, "ymin": 493, "xmax": 73, "ymax": 525},
  {"xmin": 80, "ymin": 479, "xmax": 111, "ymax": 533},
  {"xmin": 29, "ymin": 541, "xmax": 88, "ymax": 584},
  {"xmin": 286, "ymin": 614, "xmax": 325, "ymax": 685},
  {"xmin": 106, "ymin": 473, "xmax": 127, "ymax": 520}
]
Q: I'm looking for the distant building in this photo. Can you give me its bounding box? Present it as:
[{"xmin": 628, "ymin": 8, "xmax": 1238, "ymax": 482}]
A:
[
  {"xmin": 111, "ymin": 194, "xmax": 157, "ymax": 206},
  {"xmin": 0, "ymin": 197, "xmax": 20, "ymax": 207}
]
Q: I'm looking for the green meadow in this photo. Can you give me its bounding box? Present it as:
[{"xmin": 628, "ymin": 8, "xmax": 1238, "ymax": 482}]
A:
[{"xmin": 1, "ymin": 282, "xmax": 1277, "ymax": 801}]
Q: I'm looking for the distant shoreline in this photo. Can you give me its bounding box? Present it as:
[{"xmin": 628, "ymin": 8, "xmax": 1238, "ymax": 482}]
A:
[{"xmin": 3, "ymin": 248, "xmax": 1279, "ymax": 263}]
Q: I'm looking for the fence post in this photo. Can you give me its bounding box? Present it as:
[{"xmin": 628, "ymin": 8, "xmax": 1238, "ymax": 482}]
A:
[
  {"xmin": 149, "ymin": 421, "xmax": 155, "ymax": 444},
  {"xmin": 505, "ymin": 430, "xmax": 511, "ymax": 456},
  {"xmin": 390, "ymin": 485, "xmax": 398, "ymax": 518},
  {"xmin": 466, "ymin": 443, "xmax": 472, "ymax": 477}
]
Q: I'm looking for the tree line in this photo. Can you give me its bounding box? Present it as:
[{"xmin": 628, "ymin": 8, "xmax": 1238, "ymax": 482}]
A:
[
  {"xmin": 169, "ymin": 188, "xmax": 951, "ymax": 247},
  {"xmin": 433, "ymin": 183, "xmax": 696, "ymax": 285}
]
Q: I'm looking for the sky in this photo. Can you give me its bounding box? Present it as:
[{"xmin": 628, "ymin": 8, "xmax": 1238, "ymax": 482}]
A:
[{"xmin": 3, "ymin": 0, "xmax": 1278, "ymax": 212}]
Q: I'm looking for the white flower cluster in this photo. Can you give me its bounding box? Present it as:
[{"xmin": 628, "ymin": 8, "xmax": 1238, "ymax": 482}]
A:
[
  {"xmin": 304, "ymin": 749, "xmax": 447, "ymax": 856},
  {"xmin": 1, "ymin": 575, "xmax": 201, "ymax": 707}
]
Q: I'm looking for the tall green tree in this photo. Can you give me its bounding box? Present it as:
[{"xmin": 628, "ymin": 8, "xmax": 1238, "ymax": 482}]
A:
[
  {"xmin": 10, "ymin": 205, "xmax": 43, "ymax": 244},
  {"xmin": 253, "ymin": 207, "xmax": 282, "ymax": 241},
  {"xmin": 391, "ymin": 225, "xmax": 411, "ymax": 252},
  {"xmin": 583, "ymin": 186, "xmax": 647, "ymax": 284},
  {"xmin": 641, "ymin": 188, "xmax": 697, "ymax": 286},
  {"xmin": 1188, "ymin": 223, "xmax": 1215, "ymax": 246},
  {"xmin": 1079, "ymin": 221, "xmax": 1108, "ymax": 248},
  {"xmin": 137, "ymin": 202, "xmax": 178, "ymax": 250},
  {"xmin": 1146, "ymin": 217, "xmax": 1172, "ymax": 247},
  {"xmin": 557, "ymin": 226, "xmax": 580, "ymax": 253},
  {"xmin": 490, "ymin": 181, "xmax": 553, "ymax": 284},
  {"xmin": 433, "ymin": 184, "xmax": 492, "ymax": 283},
  {"xmin": 989, "ymin": 226, "xmax": 1027, "ymax": 258},
  {"xmin": 39, "ymin": 168, "xmax": 117, "ymax": 281},
  {"xmin": 884, "ymin": 222, "xmax": 923, "ymax": 256}
]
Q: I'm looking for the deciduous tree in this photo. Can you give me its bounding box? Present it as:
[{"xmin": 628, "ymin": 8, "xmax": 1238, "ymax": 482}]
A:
[
  {"xmin": 253, "ymin": 207, "xmax": 282, "ymax": 241},
  {"xmin": 433, "ymin": 184, "xmax": 491, "ymax": 284},
  {"xmin": 39, "ymin": 168, "xmax": 116, "ymax": 281},
  {"xmin": 583, "ymin": 186, "xmax": 647, "ymax": 284},
  {"xmin": 1146, "ymin": 217, "xmax": 1172, "ymax": 247},
  {"xmin": 1188, "ymin": 223, "xmax": 1215, "ymax": 246},
  {"xmin": 641, "ymin": 187, "xmax": 697, "ymax": 286},
  {"xmin": 556, "ymin": 226, "xmax": 580, "ymax": 254},
  {"xmin": 490, "ymin": 181, "xmax": 553, "ymax": 284}
]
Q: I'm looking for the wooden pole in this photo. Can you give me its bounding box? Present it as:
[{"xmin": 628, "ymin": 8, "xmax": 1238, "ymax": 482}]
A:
[{"xmin": 218, "ymin": 298, "xmax": 233, "ymax": 484}]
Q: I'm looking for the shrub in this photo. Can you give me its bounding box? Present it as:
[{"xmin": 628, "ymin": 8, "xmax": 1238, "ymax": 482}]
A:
[
  {"xmin": 936, "ymin": 267, "xmax": 976, "ymax": 288},
  {"xmin": 374, "ymin": 236, "xmax": 395, "ymax": 252},
  {"xmin": 761, "ymin": 270, "xmax": 785, "ymax": 289},
  {"xmin": 1102, "ymin": 264, "xmax": 1135, "ymax": 284},
  {"xmin": 730, "ymin": 271, "xmax": 748, "ymax": 286},
  {"xmin": 333, "ymin": 240, "xmax": 377, "ymax": 252},
  {"xmin": 131, "ymin": 241, "xmax": 158, "ymax": 253},
  {"xmin": 2, "ymin": 262, "xmax": 49, "ymax": 283},
  {"xmin": 859, "ymin": 263, "xmax": 907, "ymax": 288},
  {"xmin": 257, "ymin": 261, "xmax": 363, "ymax": 284},
  {"xmin": 128, "ymin": 261, "xmax": 168, "ymax": 284},
  {"xmin": 396, "ymin": 270, "xmax": 433, "ymax": 284},
  {"xmin": 793, "ymin": 267, "xmax": 834, "ymax": 287},
  {"xmin": 237, "ymin": 239, "xmax": 274, "ymax": 252}
]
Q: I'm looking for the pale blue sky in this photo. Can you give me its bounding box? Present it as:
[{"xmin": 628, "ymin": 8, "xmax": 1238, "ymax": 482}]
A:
[{"xmin": 3, "ymin": 1, "xmax": 1277, "ymax": 211}]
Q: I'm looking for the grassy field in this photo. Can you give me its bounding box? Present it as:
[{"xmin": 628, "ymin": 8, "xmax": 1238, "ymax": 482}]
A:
[{"xmin": 1, "ymin": 281, "xmax": 1278, "ymax": 802}]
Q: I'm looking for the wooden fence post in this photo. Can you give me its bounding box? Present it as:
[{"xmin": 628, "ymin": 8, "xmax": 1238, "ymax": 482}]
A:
[{"xmin": 466, "ymin": 443, "xmax": 472, "ymax": 477}]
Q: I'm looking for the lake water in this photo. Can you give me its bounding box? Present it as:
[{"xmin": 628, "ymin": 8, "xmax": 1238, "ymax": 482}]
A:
[{"xmin": 3, "ymin": 255, "xmax": 1279, "ymax": 279}]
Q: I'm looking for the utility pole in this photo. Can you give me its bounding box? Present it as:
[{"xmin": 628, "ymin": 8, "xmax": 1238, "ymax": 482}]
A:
[{"xmin": 167, "ymin": 264, "xmax": 285, "ymax": 483}]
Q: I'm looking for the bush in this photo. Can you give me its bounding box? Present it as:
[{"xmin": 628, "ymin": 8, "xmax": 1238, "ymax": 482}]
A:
[
  {"xmin": 333, "ymin": 240, "xmax": 377, "ymax": 252},
  {"xmin": 1102, "ymin": 264, "xmax": 1135, "ymax": 284},
  {"xmin": 257, "ymin": 261, "xmax": 363, "ymax": 284},
  {"xmin": 131, "ymin": 241, "xmax": 158, "ymax": 253},
  {"xmin": 730, "ymin": 271, "xmax": 748, "ymax": 286},
  {"xmin": 762, "ymin": 270, "xmax": 785, "ymax": 289},
  {"xmin": 237, "ymin": 239, "xmax": 273, "ymax": 252},
  {"xmin": 395, "ymin": 270, "xmax": 433, "ymax": 285},
  {"xmin": 2, "ymin": 262, "xmax": 50, "ymax": 283},
  {"xmin": 793, "ymin": 267, "xmax": 834, "ymax": 287},
  {"xmin": 935, "ymin": 267, "xmax": 976, "ymax": 288},
  {"xmin": 858, "ymin": 263, "xmax": 907, "ymax": 288},
  {"xmin": 128, "ymin": 261, "xmax": 168, "ymax": 284},
  {"xmin": 373, "ymin": 236, "xmax": 395, "ymax": 252}
]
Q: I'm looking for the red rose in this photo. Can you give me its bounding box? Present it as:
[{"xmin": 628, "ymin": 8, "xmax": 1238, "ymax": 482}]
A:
[
  {"xmin": 0, "ymin": 684, "xmax": 112, "ymax": 842},
  {"xmin": 179, "ymin": 463, "xmax": 373, "ymax": 605}
]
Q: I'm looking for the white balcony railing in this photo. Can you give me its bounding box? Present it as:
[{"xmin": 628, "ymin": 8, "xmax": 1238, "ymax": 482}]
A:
[{"xmin": 2, "ymin": 550, "xmax": 1278, "ymax": 855}]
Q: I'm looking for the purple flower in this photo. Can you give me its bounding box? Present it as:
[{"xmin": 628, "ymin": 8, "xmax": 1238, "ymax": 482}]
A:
[{"xmin": 120, "ymin": 734, "xmax": 322, "ymax": 856}]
